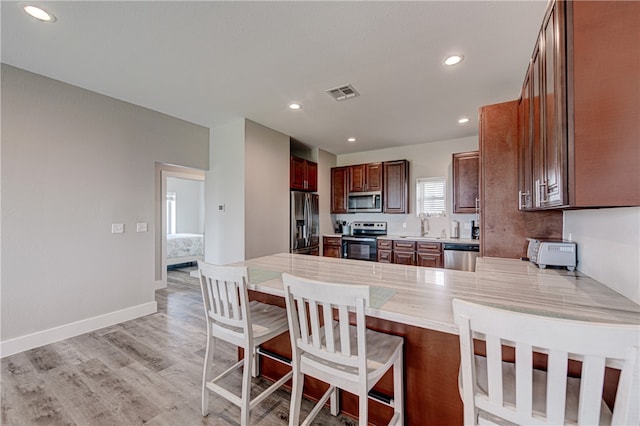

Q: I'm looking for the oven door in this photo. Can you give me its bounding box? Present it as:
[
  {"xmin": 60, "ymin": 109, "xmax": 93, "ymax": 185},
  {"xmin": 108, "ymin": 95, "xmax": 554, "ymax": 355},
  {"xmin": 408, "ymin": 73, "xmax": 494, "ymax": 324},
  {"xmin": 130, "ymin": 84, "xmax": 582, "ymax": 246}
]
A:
[{"xmin": 342, "ymin": 236, "xmax": 377, "ymax": 261}]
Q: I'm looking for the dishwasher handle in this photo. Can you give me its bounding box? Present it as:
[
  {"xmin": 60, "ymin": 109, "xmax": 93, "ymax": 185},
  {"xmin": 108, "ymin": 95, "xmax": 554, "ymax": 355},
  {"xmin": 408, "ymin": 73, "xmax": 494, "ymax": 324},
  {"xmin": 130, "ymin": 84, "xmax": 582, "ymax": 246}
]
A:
[{"xmin": 443, "ymin": 244, "xmax": 479, "ymax": 252}]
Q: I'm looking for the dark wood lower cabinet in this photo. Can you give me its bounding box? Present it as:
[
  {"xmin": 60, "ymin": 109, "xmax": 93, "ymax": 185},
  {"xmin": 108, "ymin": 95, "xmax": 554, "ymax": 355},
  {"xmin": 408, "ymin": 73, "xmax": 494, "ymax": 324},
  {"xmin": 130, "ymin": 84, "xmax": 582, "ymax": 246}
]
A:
[
  {"xmin": 416, "ymin": 242, "xmax": 443, "ymax": 268},
  {"xmin": 323, "ymin": 236, "xmax": 342, "ymax": 258}
]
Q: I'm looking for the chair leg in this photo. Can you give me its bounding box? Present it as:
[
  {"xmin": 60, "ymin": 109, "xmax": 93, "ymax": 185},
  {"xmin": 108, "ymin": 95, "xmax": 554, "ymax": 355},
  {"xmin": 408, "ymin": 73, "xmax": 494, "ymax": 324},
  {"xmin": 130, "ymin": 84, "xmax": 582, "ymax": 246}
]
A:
[
  {"xmin": 201, "ymin": 333, "xmax": 215, "ymax": 416},
  {"xmin": 358, "ymin": 389, "xmax": 368, "ymax": 426},
  {"xmin": 289, "ymin": 366, "xmax": 304, "ymax": 426},
  {"xmin": 240, "ymin": 347, "xmax": 253, "ymax": 426},
  {"xmin": 329, "ymin": 387, "xmax": 339, "ymax": 416},
  {"xmin": 393, "ymin": 350, "xmax": 404, "ymax": 425},
  {"xmin": 251, "ymin": 346, "xmax": 260, "ymax": 378}
]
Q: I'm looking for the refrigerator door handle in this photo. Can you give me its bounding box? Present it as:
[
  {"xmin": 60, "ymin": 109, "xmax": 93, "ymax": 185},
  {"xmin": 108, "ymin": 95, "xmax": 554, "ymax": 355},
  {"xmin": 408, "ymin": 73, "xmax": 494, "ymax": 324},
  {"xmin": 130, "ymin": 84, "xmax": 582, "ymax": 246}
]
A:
[{"xmin": 304, "ymin": 194, "xmax": 311, "ymax": 247}]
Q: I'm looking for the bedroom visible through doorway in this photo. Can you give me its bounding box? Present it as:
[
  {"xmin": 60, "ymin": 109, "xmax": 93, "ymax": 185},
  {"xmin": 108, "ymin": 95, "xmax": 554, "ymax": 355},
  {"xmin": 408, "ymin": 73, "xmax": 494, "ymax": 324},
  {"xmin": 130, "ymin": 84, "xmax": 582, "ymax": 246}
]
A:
[{"xmin": 157, "ymin": 167, "xmax": 205, "ymax": 288}]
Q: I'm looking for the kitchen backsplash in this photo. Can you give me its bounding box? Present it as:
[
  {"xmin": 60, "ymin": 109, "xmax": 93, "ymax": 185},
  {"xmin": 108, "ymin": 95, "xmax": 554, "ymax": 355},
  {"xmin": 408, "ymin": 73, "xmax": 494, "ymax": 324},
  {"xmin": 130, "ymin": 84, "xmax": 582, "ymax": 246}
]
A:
[{"xmin": 333, "ymin": 212, "xmax": 477, "ymax": 239}]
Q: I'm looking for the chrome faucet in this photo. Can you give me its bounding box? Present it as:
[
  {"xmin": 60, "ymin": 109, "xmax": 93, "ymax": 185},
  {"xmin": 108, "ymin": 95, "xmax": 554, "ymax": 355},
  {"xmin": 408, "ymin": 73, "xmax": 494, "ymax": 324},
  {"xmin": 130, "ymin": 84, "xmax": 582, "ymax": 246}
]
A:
[{"xmin": 419, "ymin": 213, "xmax": 430, "ymax": 237}]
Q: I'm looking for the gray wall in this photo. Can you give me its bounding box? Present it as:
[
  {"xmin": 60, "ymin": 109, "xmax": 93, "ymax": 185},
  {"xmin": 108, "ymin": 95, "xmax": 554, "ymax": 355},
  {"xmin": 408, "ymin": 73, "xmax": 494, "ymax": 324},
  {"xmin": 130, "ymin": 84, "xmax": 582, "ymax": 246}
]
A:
[
  {"xmin": 204, "ymin": 119, "xmax": 289, "ymax": 264},
  {"xmin": 244, "ymin": 120, "xmax": 289, "ymax": 260},
  {"xmin": 1, "ymin": 65, "xmax": 209, "ymax": 352}
]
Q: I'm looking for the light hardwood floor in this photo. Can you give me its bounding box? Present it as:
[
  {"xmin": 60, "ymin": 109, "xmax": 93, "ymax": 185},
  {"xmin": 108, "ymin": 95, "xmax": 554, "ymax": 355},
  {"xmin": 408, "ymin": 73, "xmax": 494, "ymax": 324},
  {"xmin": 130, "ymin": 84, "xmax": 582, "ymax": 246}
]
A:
[{"xmin": 1, "ymin": 267, "xmax": 355, "ymax": 426}]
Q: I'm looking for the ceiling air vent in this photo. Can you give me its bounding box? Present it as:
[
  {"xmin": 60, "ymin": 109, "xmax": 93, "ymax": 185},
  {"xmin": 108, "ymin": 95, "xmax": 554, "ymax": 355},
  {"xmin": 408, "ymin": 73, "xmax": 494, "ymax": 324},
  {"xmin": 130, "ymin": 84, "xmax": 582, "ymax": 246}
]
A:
[{"xmin": 326, "ymin": 84, "xmax": 360, "ymax": 101}]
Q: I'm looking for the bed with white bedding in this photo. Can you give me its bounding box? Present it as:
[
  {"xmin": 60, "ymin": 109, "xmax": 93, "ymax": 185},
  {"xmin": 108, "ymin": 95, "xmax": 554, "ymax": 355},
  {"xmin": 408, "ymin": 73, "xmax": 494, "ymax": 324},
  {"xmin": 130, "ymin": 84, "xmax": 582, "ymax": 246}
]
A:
[{"xmin": 166, "ymin": 233, "xmax": 204, "ymax": 266}]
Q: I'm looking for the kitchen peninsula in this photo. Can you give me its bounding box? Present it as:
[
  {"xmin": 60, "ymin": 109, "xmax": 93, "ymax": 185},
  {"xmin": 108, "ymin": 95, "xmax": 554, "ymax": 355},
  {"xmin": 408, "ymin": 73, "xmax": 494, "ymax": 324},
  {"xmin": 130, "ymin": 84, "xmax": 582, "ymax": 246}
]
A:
[{"xmin": 235, "ymin": 253, "xmax": 640, "ymax": 425}]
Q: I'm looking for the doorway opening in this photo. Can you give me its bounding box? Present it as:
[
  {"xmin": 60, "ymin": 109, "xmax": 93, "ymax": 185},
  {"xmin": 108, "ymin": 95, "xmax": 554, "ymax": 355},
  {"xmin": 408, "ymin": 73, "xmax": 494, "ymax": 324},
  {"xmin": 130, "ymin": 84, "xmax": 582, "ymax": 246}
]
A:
[{"xmin": 156, "ymin": 165, "xmax": 205, "ymax": 289}]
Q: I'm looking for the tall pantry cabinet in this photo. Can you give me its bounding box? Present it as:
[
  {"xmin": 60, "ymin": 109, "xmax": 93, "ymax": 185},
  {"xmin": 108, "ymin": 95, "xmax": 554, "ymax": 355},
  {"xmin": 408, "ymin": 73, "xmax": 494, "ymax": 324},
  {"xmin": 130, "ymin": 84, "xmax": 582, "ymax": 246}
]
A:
[{"xmin": 480, "ymin": 101, "xmax": 563, "ymax": 259}]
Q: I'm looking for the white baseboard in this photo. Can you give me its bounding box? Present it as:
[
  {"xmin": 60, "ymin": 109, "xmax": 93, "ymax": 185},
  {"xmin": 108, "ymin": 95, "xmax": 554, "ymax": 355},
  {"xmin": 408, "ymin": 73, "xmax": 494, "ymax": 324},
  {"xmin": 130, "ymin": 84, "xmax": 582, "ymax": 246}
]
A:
[
  {"xmin": 0, "ymin": 301, "xmax": 158, "ymax": 358},
  {"xmin": 155, "ymin": 279, "xmax": 167, "ymax": 289}
]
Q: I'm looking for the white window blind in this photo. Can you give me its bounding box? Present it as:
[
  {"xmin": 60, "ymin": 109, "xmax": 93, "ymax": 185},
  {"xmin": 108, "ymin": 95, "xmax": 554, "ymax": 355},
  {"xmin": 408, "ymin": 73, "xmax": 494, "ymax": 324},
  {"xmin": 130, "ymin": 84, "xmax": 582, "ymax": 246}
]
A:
[{"xmin": 416, "ymin": 177, "xmax": 446, "ymax": 216}]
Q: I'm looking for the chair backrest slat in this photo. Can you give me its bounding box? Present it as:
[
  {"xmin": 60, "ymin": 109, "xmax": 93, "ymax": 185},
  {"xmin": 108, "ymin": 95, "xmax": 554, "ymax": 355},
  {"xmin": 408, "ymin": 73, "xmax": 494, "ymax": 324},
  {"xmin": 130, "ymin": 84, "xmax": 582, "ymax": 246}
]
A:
[
  {"xmin": 485, "ymin": 334, "xmax": 503, "ymax": 405},
  {"xmin": 338, "ymin": 306, "xmax": 351, "ymax": 356},
  {"xmin": 545, "ymin": 350, "xmax": 568, "ymax": 424},
  {"xmin": 515, "ymin": 342, "xmax": 533, "ymax": 417},
  {"xmin": 452, "ymin": 298, "xmax": 640, "ymax": 426},
  {"xmin": 322, "ymin": 302, "xmax": 335, "ymax": 353},
  {"xmin": 577, "ymin": 355, "xmax": 605, "ymax": 424},
  {"xmin": 308, "ymin": 299, "xmax": 322, "ymax": 349}
]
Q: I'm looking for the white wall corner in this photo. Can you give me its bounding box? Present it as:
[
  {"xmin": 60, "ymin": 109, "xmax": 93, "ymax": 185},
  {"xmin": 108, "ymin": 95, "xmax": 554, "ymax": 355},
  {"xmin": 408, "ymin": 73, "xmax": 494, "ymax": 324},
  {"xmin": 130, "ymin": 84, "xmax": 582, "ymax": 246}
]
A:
[{"xmin": 0, "ymin": 301, "xmax": 158, "ymax": 358}]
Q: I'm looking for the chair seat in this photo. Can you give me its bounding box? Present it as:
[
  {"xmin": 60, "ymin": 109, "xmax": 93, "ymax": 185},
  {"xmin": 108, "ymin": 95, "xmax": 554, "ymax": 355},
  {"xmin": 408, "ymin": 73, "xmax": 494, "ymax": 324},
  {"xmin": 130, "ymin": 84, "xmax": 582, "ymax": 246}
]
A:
[
  {"xmin": 473, "ymin": 355, "xmax": 613, "ymax": 425},
  {"xmin": 299, "ymin": 321, "xmax": 403, "ymax": 393},
  {"xmin": 211, "ymin": 301, "xmax": 290, "ymax": 345}
]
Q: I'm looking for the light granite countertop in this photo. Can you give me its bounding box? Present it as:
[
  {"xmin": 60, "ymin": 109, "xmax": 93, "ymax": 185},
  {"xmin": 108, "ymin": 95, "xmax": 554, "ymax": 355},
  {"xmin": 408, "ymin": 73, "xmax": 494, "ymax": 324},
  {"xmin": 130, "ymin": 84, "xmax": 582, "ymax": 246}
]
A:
[{"xmin": 233, "ymin": 253, "xmax": 639, "ymax": 335}]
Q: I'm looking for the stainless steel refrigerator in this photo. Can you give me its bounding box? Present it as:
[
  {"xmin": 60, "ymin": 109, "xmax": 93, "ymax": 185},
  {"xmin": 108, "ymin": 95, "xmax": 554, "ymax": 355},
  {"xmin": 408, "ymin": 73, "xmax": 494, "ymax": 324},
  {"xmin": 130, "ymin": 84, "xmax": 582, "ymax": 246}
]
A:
[{"xmin": 290, "ymin": 191, "xmax": 319, "ymax": 255}]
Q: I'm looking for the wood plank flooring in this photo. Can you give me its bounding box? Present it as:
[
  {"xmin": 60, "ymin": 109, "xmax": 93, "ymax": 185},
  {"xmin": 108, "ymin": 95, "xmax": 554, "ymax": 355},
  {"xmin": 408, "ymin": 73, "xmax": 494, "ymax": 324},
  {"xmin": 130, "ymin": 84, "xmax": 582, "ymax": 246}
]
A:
[{"xmin": 1, "ymin": 267, "xmax": 355, "ymax": 426}]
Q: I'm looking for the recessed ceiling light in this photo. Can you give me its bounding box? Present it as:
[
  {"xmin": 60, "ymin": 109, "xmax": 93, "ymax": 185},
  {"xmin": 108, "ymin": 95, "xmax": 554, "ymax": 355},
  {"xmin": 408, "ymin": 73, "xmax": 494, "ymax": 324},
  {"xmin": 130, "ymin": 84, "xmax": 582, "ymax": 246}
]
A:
[
  {"xmin": 347, "ymin": 137, "xmax": 356, "ymax": 143},
  {"xmin": 24, "ymin": 5, "xmax": 56, "ymax": 22},
  {"xmin": 458, "ymin": 117, "xmax": 470, "ymax": 124},
  {"xmin": 288, "ymin": 103, "xmax": 302, "ymax": 110},
  {"xmin": 443, "ymin": 55, "xmax": 464, "ymax": 66}
]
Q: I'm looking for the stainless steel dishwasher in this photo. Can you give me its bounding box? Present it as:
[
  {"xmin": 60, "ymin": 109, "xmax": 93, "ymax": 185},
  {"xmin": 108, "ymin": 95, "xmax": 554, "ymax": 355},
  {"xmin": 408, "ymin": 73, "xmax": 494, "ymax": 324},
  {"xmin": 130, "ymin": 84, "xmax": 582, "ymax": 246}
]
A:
[{"xmin": 443, "ymin": 243, "xmax": 479, "ymax": 271}]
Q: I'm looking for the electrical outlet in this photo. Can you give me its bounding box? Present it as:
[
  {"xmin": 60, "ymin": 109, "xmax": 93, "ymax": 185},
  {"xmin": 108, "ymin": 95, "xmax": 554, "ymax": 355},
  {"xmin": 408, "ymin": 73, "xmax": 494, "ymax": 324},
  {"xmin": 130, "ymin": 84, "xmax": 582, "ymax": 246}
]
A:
[
  {"xmin": 402, "ymin": 223, "xmax": 407, "ymax": 228},
  {"xmin": 218, "ymin": 204, "xmax": 225, "ymax": 212},
  {"xmin": 136, "ymin": 222, "xmax": 148, "ymax": 232},
  {"xmin": 111, "ymin": 223, "xmax": 124, "ymax": 234}
]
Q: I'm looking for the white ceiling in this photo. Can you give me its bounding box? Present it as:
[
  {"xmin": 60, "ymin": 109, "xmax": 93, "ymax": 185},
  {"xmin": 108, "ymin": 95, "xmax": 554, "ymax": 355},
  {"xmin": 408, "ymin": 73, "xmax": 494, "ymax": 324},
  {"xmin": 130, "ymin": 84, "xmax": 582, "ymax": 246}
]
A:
[{"xmin": 1, "ymin": 1, "xmax": 548, "ymax": 155}]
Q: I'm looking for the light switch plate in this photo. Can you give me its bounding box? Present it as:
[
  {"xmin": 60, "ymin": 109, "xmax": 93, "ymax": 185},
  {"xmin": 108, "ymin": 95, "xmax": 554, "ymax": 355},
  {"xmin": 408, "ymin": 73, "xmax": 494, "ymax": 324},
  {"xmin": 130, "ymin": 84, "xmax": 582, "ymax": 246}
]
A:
[
  {"xmin": 112, "ymin": 223, "xmax": 124, "ymax": 234},
  {"xmin": 136, "ymin": 222, "xmax": 148, "ymax": 232}
]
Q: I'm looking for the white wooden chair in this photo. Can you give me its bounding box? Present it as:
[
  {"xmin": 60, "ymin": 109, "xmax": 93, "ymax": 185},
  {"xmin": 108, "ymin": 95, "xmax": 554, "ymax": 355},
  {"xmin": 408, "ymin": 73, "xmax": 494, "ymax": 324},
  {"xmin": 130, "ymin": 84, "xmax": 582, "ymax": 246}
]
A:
[
  {"xmin": 452, "ymin": 298, "xmax": 640, "ymax": 426},
  {"xmin": 198, "ymin": 261, "xmax": 293, "ymax": 426},
  {"xmin": 282, "ymin": 273, "xmax": 404, "ymax": 426}
]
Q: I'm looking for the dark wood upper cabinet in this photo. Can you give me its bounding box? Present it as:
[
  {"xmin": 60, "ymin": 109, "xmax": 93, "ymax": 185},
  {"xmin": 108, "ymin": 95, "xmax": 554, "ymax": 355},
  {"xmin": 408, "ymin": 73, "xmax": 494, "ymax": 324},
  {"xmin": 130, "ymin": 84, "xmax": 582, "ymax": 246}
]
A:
[
  {"xmin": 330, "ymin": 167, "xmax": 349, "ymax": 214},
  {"xmin": 518, "ymin": 0, "xmax": 639, "ymax": 209},
  {"xmin": 383, "ymin": 160, "xmax": 409, "ymax": 214},
  {"xmin": 452, "ymin": 151, "xmax": 479, "ymax": 214},
  {"xmin": 349, "ymin": 162, "xmax": 383, "ymax": 193},
  {"xmin": 290, "ymin": 156, "xmax": 317, "ymax": 192}
]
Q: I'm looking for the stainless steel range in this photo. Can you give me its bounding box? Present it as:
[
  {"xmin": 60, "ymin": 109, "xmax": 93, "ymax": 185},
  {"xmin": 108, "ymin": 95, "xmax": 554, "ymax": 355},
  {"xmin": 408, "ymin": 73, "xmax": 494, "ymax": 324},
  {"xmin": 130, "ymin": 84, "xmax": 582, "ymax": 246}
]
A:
[{"xmin": 342, "ymin": 221, "xmax": 387, "ymax": 261}]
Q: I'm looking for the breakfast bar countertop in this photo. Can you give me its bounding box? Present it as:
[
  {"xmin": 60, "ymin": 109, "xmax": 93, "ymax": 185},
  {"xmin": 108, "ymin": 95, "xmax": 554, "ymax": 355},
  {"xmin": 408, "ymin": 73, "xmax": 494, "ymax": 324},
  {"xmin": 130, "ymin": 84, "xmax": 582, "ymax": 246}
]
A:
[{"xmin": 234, "ymin": 253, "xmax": 639, "ymax": 335}]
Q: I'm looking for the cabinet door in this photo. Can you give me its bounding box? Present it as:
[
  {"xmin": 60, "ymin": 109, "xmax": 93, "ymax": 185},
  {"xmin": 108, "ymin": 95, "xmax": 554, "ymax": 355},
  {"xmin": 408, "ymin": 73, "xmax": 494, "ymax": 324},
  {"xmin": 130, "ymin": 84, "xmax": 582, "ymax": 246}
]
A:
[
  {"xmin": 366, "ymin": 162, "xmax": 383, "ymax": 191},
  {"xmin": 331, "ymin": 167, "xmax": 349, "ymax": 214},
  {"xmin": 306, "ymin": 161, "xmax": 318, "ymax": 192},
  {"xmin": 452, "ymin": 151, "xmax": 479, "ymax": 213},
  {"xmin": 393, "ymin": 251, "xmax": 416, "ymax": 266},
  {"xmin": 531, "ymin": 45, "xmax": 544, "ymax": 208},
  {"xmin": 416, "ymin": 252, "xmax": 442, "ymax": 268},
  {"xmin": 349, "ymin": 164, "xmax": 366, "ymax": 192},
  {"xmin": 518, "ymin": 67, "xmax": 534, "ymax": 210},
  {"xmin": 383, "ymin": 160, "xmax": 409, "ymax": 214},
  {"xmin": 323, "ymin": 246, "xmax": 341, "ymax": 258},
  {"xmin": 290, "ymin": 156, "xmax": 306, "ymax": 190},
  {"xmin": 540, "ymin": 2, "xmax": 566, "ymax": 208}
]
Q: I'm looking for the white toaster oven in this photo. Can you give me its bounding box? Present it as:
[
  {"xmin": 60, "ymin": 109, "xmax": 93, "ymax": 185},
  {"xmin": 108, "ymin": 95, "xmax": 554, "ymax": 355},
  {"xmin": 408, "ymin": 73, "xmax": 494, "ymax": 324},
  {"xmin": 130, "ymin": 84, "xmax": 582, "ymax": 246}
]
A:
[{"xmin": 527, "ymin": 238, "xmax": 577, "ymax": 271}]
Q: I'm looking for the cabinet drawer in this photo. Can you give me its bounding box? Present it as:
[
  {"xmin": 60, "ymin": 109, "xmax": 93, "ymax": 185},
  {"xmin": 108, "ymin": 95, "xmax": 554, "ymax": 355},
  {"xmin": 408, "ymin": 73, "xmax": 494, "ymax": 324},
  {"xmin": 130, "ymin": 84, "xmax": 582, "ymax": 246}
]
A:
[
  {"xmin": 323, "ymin": 236, "xmax": 342, "ymax": 247},
  {"xmin": 393, "ymin": 240, "xmax": 416, "ymax": 251},
  {"xmin": 377, "ymin": 249, "xmax": 392, "ymax": 263},
  {"xmin": 417, "ymin": 241, "xmax": 441, "ymax": 252},
  {"xmin": 377, "ymin": 239, "xmax": 393, "ymax": 249}
]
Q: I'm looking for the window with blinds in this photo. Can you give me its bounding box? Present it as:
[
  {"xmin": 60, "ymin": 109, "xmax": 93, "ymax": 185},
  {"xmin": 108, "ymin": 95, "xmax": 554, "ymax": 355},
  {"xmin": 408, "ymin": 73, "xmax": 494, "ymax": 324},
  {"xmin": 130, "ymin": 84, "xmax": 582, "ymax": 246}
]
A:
[{"xmin": 416, "ymin": 177, "xmax": 446, "ymax": 216}]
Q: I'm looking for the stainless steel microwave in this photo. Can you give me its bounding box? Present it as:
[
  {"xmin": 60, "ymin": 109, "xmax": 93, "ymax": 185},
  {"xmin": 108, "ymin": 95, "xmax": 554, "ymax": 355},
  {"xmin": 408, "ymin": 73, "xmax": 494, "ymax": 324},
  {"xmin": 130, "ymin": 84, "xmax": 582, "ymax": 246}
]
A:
[{"xmin": 348, "ymin": 191, "xmax": 382, "ymax": 213}]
